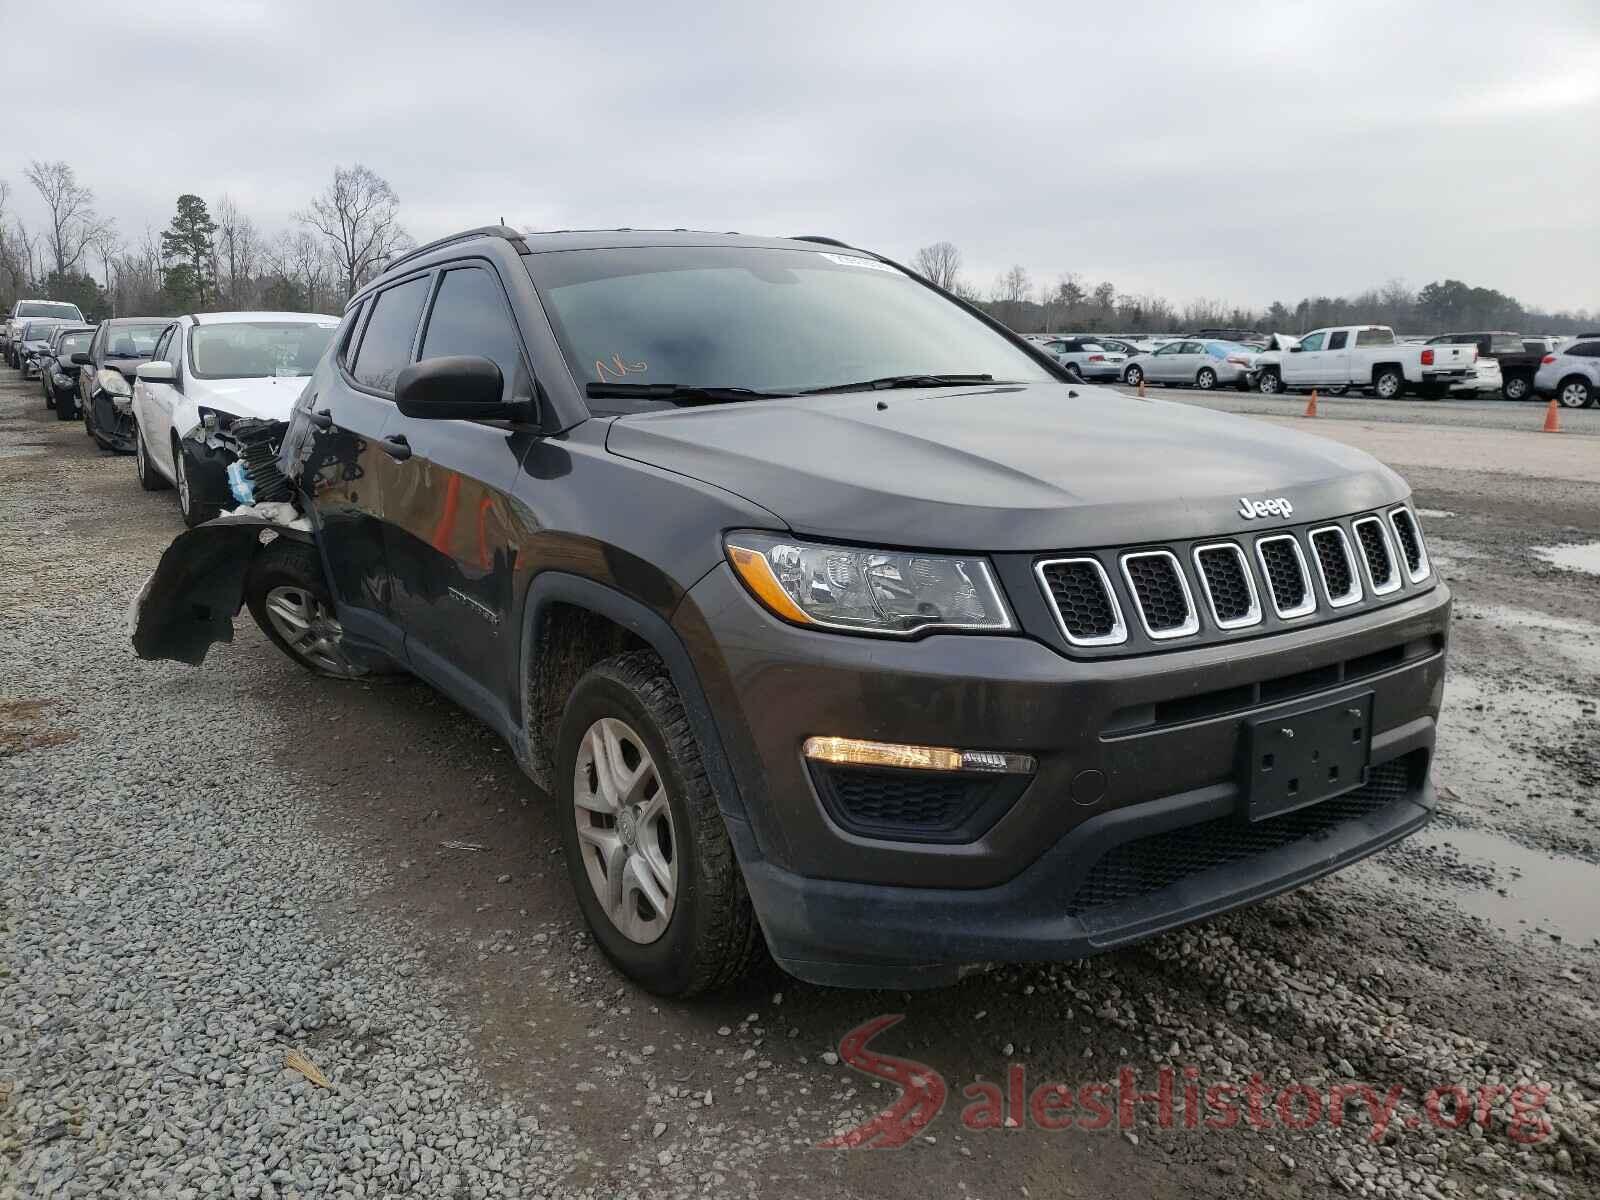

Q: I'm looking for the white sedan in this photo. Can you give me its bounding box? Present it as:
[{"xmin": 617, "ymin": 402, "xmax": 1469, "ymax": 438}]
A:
[{"xmin": 131, "ymin": 312, "xmax": 340, "ymax": 525}]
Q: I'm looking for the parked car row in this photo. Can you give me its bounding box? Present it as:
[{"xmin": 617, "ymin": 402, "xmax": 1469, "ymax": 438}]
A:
[{"xmin": 5, "ymin": 297, "xmax": 341, "ymax": 516}]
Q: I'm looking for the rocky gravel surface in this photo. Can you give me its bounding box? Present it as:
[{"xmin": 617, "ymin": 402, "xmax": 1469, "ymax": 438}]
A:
[{"xmin": 2, "ymin": 376, "xmax": 1598, "ymax": 1199}]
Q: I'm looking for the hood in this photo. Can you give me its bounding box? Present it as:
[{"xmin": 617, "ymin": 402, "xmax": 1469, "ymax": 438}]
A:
[
  {"xmin": 189, "ymin": 375, "xmax": 309, "ymax": 423},
  {"xmin": 603, "ymin": 382, "xmax": 1407, "ymax": 551}
]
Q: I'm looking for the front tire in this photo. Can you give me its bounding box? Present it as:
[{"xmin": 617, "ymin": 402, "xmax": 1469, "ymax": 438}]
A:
[
  {"xmin": 1195, "ymin": 367, "xmax": 1217, "ymax": 390},
  {"xmin": 173, "ymin": 437, "xmax": 220, "ymax": 526},
  {"xmin": 1373, "ymin": 368, "xmax": 1405, "ymax": 400},
  {"xmin": 1557, "ymin": 376, "xmax": 1594, "ymax": 409},
  {"xmin": 244, "ymin": 539, "xmax": 369, "ymax": 678},
  {"xmin": 1502, "ymin": 375, "xmax": 1531, "ymax": 402},
  {"xmin": 1257, "ymin": 369, "xmax": 1282, "ymax": 395},
  {"xmin": 1064, "ymin": 363, "xmax": 1084, "ymax": 382},
  {"xmin": 1326, "ymin": 385, "xmax": 1350, "ymax": 396},
  {"xmin": 557, "ymin": 652, "xmax": 761, "ymax": 997},
  {"xmin": 135, "ymin": 423, "xmax": 170, "ymax": 491}
]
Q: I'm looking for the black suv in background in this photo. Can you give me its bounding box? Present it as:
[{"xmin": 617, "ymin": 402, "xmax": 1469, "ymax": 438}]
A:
[
  {"xmin": 135, "ymin": 226, "xmax": 1450, "ymax": 996},
  {"xmin": 72, "ymin": 316, "xmax": 170, "ymax": 447}
]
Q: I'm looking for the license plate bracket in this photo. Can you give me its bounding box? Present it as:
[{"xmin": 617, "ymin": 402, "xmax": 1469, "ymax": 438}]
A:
[{"xmin": 1241, "ymin": 693, "xmax": 1373, "ymax": 822}]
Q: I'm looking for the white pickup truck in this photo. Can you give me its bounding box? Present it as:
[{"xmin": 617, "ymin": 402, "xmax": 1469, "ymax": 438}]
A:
[{"xmin": 1253, "ymin": 325, "xmax": 1477, "ymax": 399}]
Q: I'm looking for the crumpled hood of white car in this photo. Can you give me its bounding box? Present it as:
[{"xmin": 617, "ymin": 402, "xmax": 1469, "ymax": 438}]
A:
[{"xmin": 191, "ymin": 375, "xmax": 310, "ymax": 422}]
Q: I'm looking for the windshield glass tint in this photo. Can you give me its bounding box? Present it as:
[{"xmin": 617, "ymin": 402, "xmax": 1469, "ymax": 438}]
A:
[
  {"xmin": 104, "ymin": 324, "xmax": 169, "ymax": 356},
  {"xmin": 189, "ymin": 321, "xmax": 337, "ymax": 378},
  {"xmin": 17, "ymin": 302, "xmax": 80, "ymax": 319},
  {"xmin": 528, "ymin": 246, "xmax": 1054, "ymax": 394}
]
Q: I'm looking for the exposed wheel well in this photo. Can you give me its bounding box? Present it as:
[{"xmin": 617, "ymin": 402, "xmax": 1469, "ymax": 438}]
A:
[
  {"xmin": 525, "ymin": 601, "xmax": 652, "ymax": 789},
  {"xmin": 1370, "ymin": 362, "xmax": 1403, "ymax": 381}
]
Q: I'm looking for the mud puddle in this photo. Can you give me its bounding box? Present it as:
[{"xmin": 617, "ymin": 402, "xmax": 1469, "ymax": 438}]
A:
[
  {"xmin": 1534, "ymin": 541, "xmax": 1600, "ymax": 575},
  {"xmin": 1407, "ymin": 824, "xmax": 1600, "ymax": 946}
]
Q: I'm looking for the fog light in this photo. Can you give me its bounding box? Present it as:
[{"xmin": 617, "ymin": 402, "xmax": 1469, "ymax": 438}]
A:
[{"xmin": 802, "ymin": 736, "xmax": 1034, "ymax": 775}]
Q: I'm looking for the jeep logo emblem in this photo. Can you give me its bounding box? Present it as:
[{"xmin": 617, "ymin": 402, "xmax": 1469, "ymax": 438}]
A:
[{"xmin": 1237, "ymin": 495, "xmax": 1294, "ymax": 520}]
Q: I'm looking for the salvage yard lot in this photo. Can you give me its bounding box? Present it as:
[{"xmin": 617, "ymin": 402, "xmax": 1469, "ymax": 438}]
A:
[{"xmin": 2, "ymin": 374, "xmax": 1597, "ymax": 1197}]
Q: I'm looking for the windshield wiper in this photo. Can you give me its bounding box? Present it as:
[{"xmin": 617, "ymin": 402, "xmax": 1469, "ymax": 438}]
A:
[
  {"xmin": 584, "ymin": 382, "xmax": 792, "ymax": 405},
  {"xmin": 799, "ymin": 373, "xmax": 995, "ymax": 395}
]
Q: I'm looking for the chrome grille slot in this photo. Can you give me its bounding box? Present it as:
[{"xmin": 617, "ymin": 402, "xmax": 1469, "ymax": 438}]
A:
[
  {"xmin": 1120, "ymin": 550, "xmax": 1199, "ymax": 639},
  {"xmin": 1309, "ymin": 526, "xmax": 1362, "ymax": 608},
  {"xmin": 1352, "ymin": 516, "xmax": 1401, "ymax": 594},
  {"xmin": 1036, "ymin": 557, "xmax": 1126, "ymax": 646},
  {"xmin": 1388, "ymin": 507, "xmax": 1429, "ymax": 582},
  {"xmin": 1192, "ymin": 542, "xmax": 1261, "ymax": 629},
  {"xmin": 1254, "ymin": 535, "xmax": 1316, "ymax": 618}
]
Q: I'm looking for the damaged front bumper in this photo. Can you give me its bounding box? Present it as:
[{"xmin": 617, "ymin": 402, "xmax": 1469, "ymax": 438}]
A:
[
  {"xmin": 130, "ymin": 416, "xmax": 311, "ymax": 665},
  {"xmin": 129, "ymin": 505, "xmax": 311, "ymax": 665}
]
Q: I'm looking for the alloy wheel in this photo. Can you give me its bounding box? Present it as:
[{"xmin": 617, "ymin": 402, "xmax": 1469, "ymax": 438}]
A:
[
  {"xmin": 572, "ymin": 717, "xmax": 678, "ymax": 945},
  {"xmin": 1376, "ymin": 374, "xmax": 1400, "ymax": 399},
  {"xmin": 261, "ymin": 585, "xmax": 364, "ymax": 676},
  {"xmin": 1196, "ymin": 369, "xmax": 1216, "ymax": 390},
  {"xmin": 1504, "ymin": 377, "xmax": 1529, "ymax": 401},
  {"xmin": 175, "ymin": 447, "xmax": 192, "ymax": 515},
  {"xmin": 1125, "ymin": 366, "xmax": 1143, "ymax": 387},
  {"xmin": 1558, "ymin": 381, "xmax": 1591, "ymax": 409}
]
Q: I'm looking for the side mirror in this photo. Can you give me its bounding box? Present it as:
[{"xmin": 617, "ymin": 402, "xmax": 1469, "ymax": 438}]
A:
[
  {"xmin": 136, "ymin": 361, "xmax": 176, "ymax": 383},
  {"xmin": 394, "ymin": 355, "xmax": 535, "ymax": 422},
  {"xmin": 71, "ymin": 351, "xmax": 91, "ymax": 365},
  {"xmin": 1288, "ymin": 345, "xmax": 1303, "ymax": 353}
]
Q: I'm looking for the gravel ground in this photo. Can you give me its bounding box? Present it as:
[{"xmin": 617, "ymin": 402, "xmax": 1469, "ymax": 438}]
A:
[{"xmin": 2, "ymin": 374, "xmax": 1598, "ymax": 1199}]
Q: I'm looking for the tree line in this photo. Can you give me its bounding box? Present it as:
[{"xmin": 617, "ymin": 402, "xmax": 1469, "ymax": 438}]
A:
[
  {"xmin": 2, "ymin": 177, "xmax": 1590, "ymax": 336},
  {"xmin": 0, "ymin": 162, "xmax": 410, "ymax": 321},
  {"xmin": 912, "ymin": 241, "xmax": 1595, "ymax": 337}
]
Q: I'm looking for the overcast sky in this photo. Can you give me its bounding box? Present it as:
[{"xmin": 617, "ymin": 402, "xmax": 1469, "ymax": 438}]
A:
[{"xmin": 4, "ymin": 0, "xmax": 1597, "ymax": 312}]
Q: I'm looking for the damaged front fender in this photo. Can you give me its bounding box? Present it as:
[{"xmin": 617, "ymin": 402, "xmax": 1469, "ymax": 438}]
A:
[{"xmin": 129, "ymin": 507, "xmax": 313, "ymax": 665}]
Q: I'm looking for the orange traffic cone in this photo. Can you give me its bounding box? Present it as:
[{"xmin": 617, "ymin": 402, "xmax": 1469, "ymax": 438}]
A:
[
  {"xmin": 1304, "ymin": 389, "xmax": 1318, "ymax": 418},
  {"xmin": 1136, "ymin": 378, "xmax": 1146, "ymax": 399},
  {"xmin": 1542, "ymin": 398, "xmax": 1561, "ymax": 433}
]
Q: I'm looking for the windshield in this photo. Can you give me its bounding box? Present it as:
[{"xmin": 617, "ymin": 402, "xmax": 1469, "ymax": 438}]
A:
[
  {"xmin": 189, "ymin": 321, "xmax": 337, "ymax": 378},
  {"xmin": 17, "ymin": 301, "xmax": 81, "ymax": 320},
  {"xmin": 527, "ymin": 246, "xmax": 1054, "ymax": 399},
  {"xmin": 103, "ymin": 323, "xmax": 169, "ymax": 357},
  {"xmin": 58, "ymin": 332, "xmax": 92, "ymax": 356},
  {"xmin": 22, "ymin": 324, "xmax": 59, "ymax": 340}
]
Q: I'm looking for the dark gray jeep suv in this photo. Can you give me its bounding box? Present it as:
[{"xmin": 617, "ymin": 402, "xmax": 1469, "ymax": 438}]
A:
[{"xmin": 133, "ymin": 226, "xmax": 1450, "ymax": 995}]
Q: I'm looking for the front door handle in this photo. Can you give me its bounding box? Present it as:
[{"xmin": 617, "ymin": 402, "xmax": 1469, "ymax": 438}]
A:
[
  {"xmin": 309, "ymin": 408, "xmax": 334, "ymax": 431},
  {"xmin": 380, "ymin": 434, "xmax": 412, "ymax": 461}
]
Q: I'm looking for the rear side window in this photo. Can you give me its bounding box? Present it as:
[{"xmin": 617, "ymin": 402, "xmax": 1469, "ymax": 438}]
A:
[
  {"xmin": 1328, "ymin": 331, "xmax": 1348, "ymax": 350},
  {"xmin": 1489, "ymin": 334, "xmax": 1522, "ymax": 353},
  {"xmin": 1568, "ymin": 342, "xmax": 1600, "ymax": 358},
  {"xmin": 418, "ymin": 266, "xmax": 525, "ymax": 395},
  {"xmin": 1355, "ymin": 328, "xmax": 1393, "ymax": 346},
  {"xmin": 351, "ymin": 276, "xmax": 429, "ymax": 393}
]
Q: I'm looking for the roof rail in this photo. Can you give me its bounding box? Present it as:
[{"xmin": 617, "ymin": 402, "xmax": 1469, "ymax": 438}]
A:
[
  {"xmin": 790, "ymin": 235, "xmax": 854, "ymax": 249},
  {"xmin": 377, "ymin": 224, "xmax": 526, "ymax": 278}
]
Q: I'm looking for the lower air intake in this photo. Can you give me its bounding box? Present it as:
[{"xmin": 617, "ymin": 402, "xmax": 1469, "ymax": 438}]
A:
[{"xmin": 1065, "ymin": 756, "xmax": 1417, "ymax": 915}]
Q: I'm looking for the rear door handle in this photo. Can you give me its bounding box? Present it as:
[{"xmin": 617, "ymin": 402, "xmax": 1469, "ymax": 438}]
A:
[
  {"xmin": 309, "ymin": 408, "xmax": 334, "ymax": 430},
  {"xmin": 380, "ymin": 434, "xmax": 412, "ymax": 461}
]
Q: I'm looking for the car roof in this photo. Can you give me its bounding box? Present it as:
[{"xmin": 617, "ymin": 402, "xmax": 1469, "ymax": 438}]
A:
[
  {"xmin": 361, "ymin": 225, "xmax": 881, "ymax": 304},
  {"xmin": 183, "ymin": 310, "xmax": 339, "ymax": 326}
]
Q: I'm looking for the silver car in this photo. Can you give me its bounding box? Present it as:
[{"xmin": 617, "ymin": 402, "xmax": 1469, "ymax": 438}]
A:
[
  {"xmin": 16, "ymin": 320, "xmax": 72, "ymax": 379},
  {"xmin": 1121, "ymin": 339, "xmax": 1256, "ymax": 391},
  {"xmin": 1533, "ymin": 337, "xmax": 1599, "ymax": 408},
  {"xmin": 1039, "ymin": 336, "xmax": 1127, "ymax": 381}
]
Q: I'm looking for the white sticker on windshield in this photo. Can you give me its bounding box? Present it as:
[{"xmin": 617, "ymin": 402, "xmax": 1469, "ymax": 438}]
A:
[{"xmin": 817, "ymin": 252, "xmax": 902, "ymax": 274}]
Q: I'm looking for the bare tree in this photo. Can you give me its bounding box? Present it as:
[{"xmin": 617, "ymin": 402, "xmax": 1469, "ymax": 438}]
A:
[
  {"xmin": 297, "ymin": 164, "xmax": 409, "ymax": 301},
  {"xmin": 213, "ymin": 195, "xmax": 260, "ymax": 308},
  {"xmin": 24, "ymin": 160, "xmax": 109, "ymax": 278},
  {"xmin": 911, "ymin": 241, "xmax": 962, "ymax": 292}
]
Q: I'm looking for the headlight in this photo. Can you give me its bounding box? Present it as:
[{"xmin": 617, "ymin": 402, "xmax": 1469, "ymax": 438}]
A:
[
  {"xmin": 724, "ymin": 532, "xmax": 1013, "ymax": 635},
  {"xmin": 95, "ymin": 368, "xmax": 132, "ymax": 398}
]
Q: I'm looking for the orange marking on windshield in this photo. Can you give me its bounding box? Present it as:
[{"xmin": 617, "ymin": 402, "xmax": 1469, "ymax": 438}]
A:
[{"xmin": 595, "ymin": 353, "xmax": 647, "ymax": 382}]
